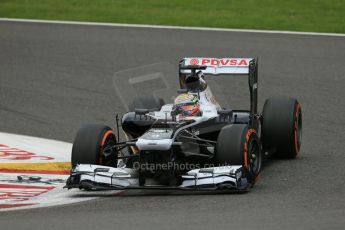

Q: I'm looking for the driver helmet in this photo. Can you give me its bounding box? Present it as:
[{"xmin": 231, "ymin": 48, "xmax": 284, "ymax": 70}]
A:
[{"xmin": 173, "ymin": 93, "xmax": 200, "ymax": 116}]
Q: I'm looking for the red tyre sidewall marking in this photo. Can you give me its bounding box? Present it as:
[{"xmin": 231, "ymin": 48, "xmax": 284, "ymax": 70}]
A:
[
  {"xmin": 294, "ymin": 103, "xmax": 301, "ymax": 155},
  {"xmin": 101, "ymin": 130, "xmax": 114, "ymax": 146},
  {"xmin": 99, "ymin": 130, "xmax": 115, "ymax": 165},
  {"xmin": 244, "ymin": 128, "xmax": 261, "ymax": 185},
  {"xmin": 243, "ymin": 143, "xmax": 248, "ymax": 169},
  {"xmin": 243, "ymin": 129, "xmax": 256, "ymax": 169}
]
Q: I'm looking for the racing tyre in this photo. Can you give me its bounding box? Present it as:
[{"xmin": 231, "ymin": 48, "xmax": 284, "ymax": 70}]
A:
[
  {"xmin": 216, "ymin": 124, "xmax": 262, "ymax": 182},
  {"xmin": 262, "ymin": 97, "xmax": 302, "ymax": 158},
  {"xmin": 71, "ymin": 124, "xmax": 117, "ymax": 167},
  {"xmin": 129, "ymin": 95, "xmax": 165, "ymax": 112}
]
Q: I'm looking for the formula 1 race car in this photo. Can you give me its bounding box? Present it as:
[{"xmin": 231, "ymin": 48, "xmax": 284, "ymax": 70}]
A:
[{"xmin": 65, "ymin": 57, "xmax": 302, "ymax": 191}]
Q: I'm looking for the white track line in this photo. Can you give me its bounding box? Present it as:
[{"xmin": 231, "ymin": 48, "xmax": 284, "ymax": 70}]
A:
[{"xmin": 0, "ymin": 18, "xmax": 344, "ymax": 37}]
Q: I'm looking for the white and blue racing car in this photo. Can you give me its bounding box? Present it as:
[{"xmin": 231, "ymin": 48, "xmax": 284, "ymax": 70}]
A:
[{"xmin": 65, "ymin": 57, "xmax": 302, "ymax": 191}]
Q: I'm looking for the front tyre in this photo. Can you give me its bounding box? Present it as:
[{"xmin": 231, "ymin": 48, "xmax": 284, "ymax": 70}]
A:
[
  {"xmin": 216, "ymin": 124, "xmax": 262, "ymax": 184},
  {"xmin": 71, "ymin": 124, "xmax": 117, "ymax": 167}
]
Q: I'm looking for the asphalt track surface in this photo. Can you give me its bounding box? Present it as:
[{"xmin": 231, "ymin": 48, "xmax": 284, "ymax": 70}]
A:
[{"xmin": 1, "ymin": 21, "xmax": 345, "ymax": 230}]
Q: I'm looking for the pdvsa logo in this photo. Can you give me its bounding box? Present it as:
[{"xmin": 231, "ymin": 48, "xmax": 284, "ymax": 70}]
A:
[
  {"xmin": 201, "ymin": 59, "xmax": 248, "ymax": 66},
  {"xmin": 189, "ymin": 59, "xmax": 199, "ymax": 65}
]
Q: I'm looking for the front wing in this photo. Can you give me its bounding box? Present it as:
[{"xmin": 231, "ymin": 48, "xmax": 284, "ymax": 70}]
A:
[{"xmin": 65, "ymin": 164, "xmax": 251, "ymax": 191}]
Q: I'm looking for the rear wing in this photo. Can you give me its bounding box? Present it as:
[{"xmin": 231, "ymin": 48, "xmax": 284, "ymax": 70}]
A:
[
  {"xmin": 179, "ymin": 57, "xmax": 259, "ymax": 116},
  {"xmin": 180, "ymin": 58, "xmax": 254, "ymax": 75}
]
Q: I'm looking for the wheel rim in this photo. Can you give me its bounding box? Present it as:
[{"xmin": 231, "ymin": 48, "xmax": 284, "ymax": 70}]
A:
[
  {"xmin": 248, "ymin": 139, "xmax": 261, "ymax": 176},
  {"xmin": 99, "ymin": 130, "xmax": 116, "ymax": 165}
]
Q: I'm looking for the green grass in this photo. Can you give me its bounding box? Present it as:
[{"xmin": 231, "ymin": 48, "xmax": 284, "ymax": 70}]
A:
[{"xmin": 0, "ymin": 0, "xmax": 344, "ymax": 33}]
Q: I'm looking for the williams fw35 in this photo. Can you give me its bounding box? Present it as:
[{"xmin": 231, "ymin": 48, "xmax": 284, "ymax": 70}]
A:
[{"xmin": 65, "ymin": 57, "xmax": 302, "ymax": 191}]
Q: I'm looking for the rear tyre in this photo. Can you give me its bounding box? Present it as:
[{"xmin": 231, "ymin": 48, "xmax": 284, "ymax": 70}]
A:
[
  {"xmin": 129, "ymin": 96, "xmax": 165, "ymax": 112},
  {"xmin": 262, "ymin": 97, "xmax": 302, "ymax": 158},
  {"xmin": 71, "ymin": 124, "xmax": 117, "ymax": 167},
  {"xmin": 216, "ymin": 124, "xmax": 262, "ymax": 183}
]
